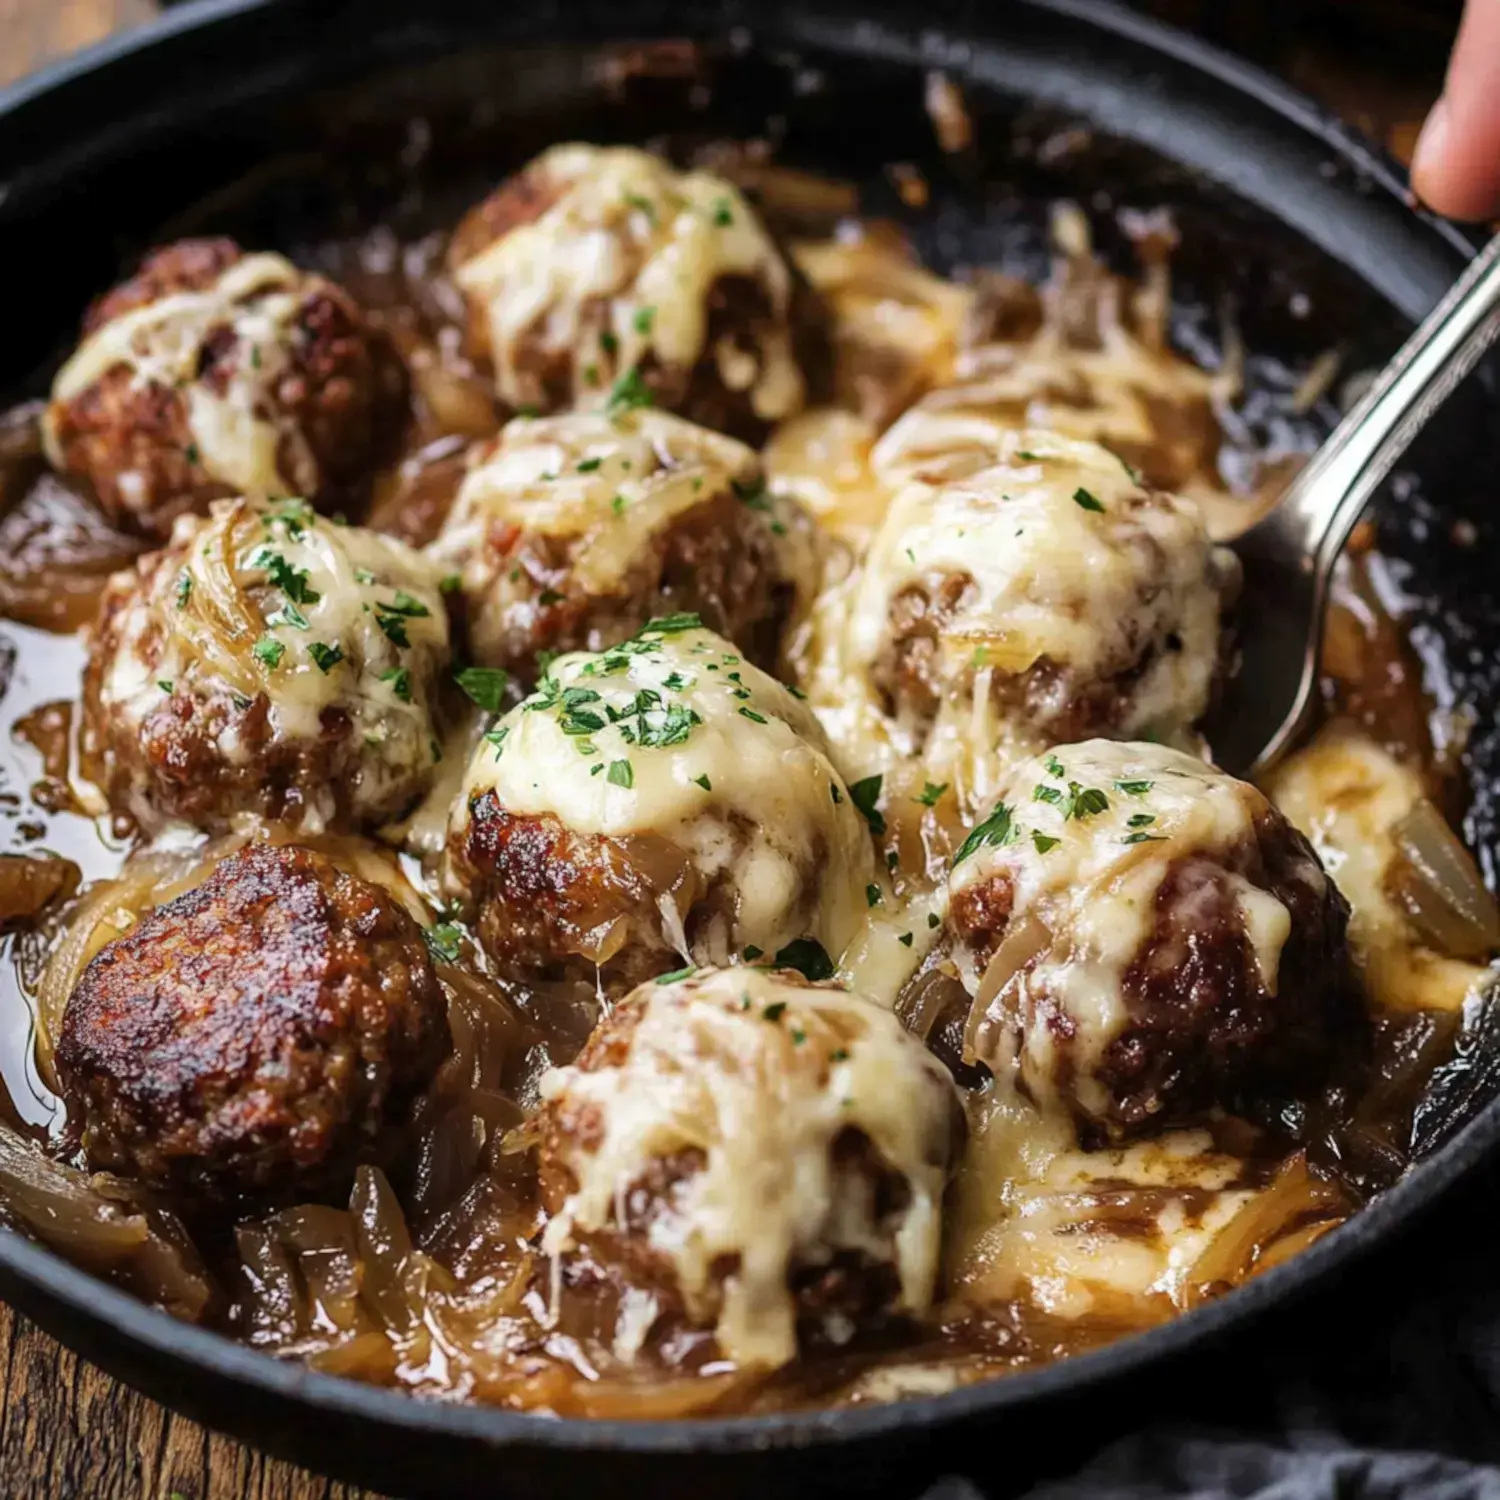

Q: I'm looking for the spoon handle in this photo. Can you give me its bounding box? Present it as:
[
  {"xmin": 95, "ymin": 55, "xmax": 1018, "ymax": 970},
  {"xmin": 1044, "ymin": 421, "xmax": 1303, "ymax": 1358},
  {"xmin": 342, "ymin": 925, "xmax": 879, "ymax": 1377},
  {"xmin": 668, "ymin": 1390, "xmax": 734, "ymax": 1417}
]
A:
[{"xmin": 1280, "ymin": 232, "xmax": 1500, "ymax": 570}]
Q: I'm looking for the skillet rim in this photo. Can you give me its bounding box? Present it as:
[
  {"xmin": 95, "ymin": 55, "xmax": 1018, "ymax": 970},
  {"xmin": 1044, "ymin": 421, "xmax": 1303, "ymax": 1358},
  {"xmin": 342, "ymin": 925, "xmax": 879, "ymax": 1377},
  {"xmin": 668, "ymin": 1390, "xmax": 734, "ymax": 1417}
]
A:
[{"xmin": 0, "ymin": 0, "xmax": 1493, "ymax": 1461}]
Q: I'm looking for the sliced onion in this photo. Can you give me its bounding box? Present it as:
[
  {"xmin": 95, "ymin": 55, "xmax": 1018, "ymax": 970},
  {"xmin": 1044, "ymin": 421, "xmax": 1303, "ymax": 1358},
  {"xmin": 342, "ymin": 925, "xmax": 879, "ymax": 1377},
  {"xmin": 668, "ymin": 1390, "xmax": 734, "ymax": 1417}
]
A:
[
  {"xmin": 1389, "ymin": 797, "xmax": 1500, "ymax": 961},
  {"xmin": 963, "ymin": 912, "xmax": 1051, "ymax": 1069}
]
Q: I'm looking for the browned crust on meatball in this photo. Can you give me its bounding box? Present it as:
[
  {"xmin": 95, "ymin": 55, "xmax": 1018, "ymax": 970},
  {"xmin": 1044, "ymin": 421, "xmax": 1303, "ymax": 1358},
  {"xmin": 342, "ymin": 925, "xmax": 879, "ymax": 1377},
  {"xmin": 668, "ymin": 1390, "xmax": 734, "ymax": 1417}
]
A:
[
  {"xmin": 55, "ymin": 842, "xmax": 449, "ymax": 1204},
  {"xmin": 448, "ymin": 170, "xmax": 829, "ymax": 442},
  {"xmin": 448, "ymin": 795, "xmax": 692, "ymax": 994},
  {"xmin": 469, "ymin": 488, "xmax": 797, "ymax": 681},
  {"xmin": 951, "ymin": 812, "xmax": 1361, "ymax": 1142},
  {"xmin": 50, "ymin": 238, "xmax": 407, "ymax": 539}
]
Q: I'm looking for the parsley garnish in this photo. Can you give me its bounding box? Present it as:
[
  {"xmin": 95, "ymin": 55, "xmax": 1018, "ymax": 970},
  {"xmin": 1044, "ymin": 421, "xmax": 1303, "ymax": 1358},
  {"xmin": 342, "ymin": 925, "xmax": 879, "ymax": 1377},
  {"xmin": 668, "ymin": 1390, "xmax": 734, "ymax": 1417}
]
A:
[
  {"xmin": 382, "ymin": 590, "xmax": 430, "ymax": 618},
  {"xmin": 1115, "ymin": 779, "xmax": 1154, "ymax": 796},
  {"xmin": 694, "ymin": 774, "xmax": 712, "ymax": 791},
  {"xmin": 577, "ymin": 456, "xmax": 603, "ymax": 473},
  {"xmin": 743, "ymin": 945, "xmax": 764, "ymax": 961},
  {"xmin": 252, "ymin": 636, "xmax": 284, "ymax": 670},
  {"xmin": 1032, "ymin": 831, "xmax": 1060, "ymax": 854},
  {"xmin": 763, "ymin": 1001, "xmax": 787, "ymax": 1022},
  {"xmin": 633, "ymin": 305, "xmax": 655, "ymax": 335},
  {"xmin": 1121, "ymin": 830, "xmax": 1168, "ymax": 845},
  {"xmin": 898, "ymin": 931, "xmax": 914, "ymax": 947},
  {"xmin": 375, "ymin": 611, "xmax": 409, "ymax": 648},
  {"xmin": 916, "ymin": 781, "xmax": 948, "ymax": 807},
  {"xmin": 174, "ymin": 572, "xmax": 193, "ymax": 609},
  {"xmin": 607, "ymin": 759, "xmax": 634, "ymax": 788},
  {"xmin": 953, "ymin": 801, "xmax": 1020, "ymax": 865},
  {"xmin": 424, "ymin": 923, "xmax": 464, "ymax": 964},
  {"xmin": 774, "ymin": 938, "xmax": 835, "ymax": 982},
  {"xmin": 656, "ymin": 965, "xmax": 697, "ymax": 985},
  {"xmin": 439, "ymin": 573, "xmax": 462, "ymax": 594},
  {"xmin": 309, "ymin": 641, "xmax": 343, "ymax": 674},
  {"xmin": 711, "ymin": 196, "xmax": 734, "ymax": 226},
  {"xmin": 1073, "ymin": 487, "xmax": 1105, "ymax": 513},
  {"xmin": 455, "ymin": 666, "xmax": 509, "ymax": 712},
  {"xmin": 252, "ymin": 549, "xmax": 320, "ymax": 605},
  {"xmin": 866, "ymin": 884, "xmax": 883, "ymax": 907},
  {"xmin": 848, "ymin": 774, "xmax": 886, "ymax": 835},
  {"xmin": 606, "ymin": 366, "xmax": 655, "ymax": 417},
  {"xmin": 380, "ymin": 666, "xmax": 412, "ymax": 702},
  {"xmin": 738, "ymin": 706, "xmax": 767, "ymax": 723}
]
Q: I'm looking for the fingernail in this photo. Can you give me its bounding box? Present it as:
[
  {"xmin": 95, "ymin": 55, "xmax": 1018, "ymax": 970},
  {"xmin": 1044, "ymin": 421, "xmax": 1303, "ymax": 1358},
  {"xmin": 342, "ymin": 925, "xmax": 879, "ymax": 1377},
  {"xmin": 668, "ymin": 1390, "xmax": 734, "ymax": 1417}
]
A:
[{"xmin": 1412, "ymin": 96, "xmax": 1450, "ymax": 190}]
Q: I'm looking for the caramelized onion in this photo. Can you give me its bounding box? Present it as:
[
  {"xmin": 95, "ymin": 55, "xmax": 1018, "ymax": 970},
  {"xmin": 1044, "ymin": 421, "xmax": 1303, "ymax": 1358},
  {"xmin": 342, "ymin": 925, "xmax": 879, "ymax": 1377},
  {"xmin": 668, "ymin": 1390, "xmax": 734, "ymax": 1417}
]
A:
[
  {"xmin": 1389, "ymin": 797, "xmax": 1500, "ymax": 961},
  {"xmin": 0, "ymin": 1124, "xmax": 211, "ymax": 1321},
  {"xmin": 963, "ymin": 913, "xmax": 1052, "ymax": 1068}
]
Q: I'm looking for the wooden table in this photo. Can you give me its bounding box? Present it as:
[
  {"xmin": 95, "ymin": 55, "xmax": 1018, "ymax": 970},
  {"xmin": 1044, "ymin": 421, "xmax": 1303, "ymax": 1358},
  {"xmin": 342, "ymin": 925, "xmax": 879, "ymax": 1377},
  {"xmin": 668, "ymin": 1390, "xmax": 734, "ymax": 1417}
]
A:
[{"xmin": 0, "ymin": 2, "xmax": 1449, "ymax": 1497}]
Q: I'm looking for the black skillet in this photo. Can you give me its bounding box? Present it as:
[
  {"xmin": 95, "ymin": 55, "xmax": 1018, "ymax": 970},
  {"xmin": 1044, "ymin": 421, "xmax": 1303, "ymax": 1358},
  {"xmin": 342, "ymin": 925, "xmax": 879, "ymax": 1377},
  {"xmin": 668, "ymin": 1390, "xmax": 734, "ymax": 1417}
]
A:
[{"xmin": 1, "ymin": 2, "xmax": 1499, "ymax": 1497}]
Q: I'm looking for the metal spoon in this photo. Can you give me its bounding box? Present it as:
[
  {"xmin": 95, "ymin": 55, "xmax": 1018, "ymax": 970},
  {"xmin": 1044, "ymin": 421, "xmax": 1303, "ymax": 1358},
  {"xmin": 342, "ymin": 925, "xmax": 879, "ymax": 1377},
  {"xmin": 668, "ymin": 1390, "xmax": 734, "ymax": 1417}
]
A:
[{"xmin": 1210, "ymin": 232, "xmax": 1500, "ymax": 780}]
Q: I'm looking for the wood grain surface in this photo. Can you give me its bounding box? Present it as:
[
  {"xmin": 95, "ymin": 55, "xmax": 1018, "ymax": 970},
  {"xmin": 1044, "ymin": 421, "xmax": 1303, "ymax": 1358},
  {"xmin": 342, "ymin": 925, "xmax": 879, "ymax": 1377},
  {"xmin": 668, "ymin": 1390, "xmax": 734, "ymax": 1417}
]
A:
[{"xmin": 0, "ymin": 2, "xmax": 1447, "ymax": 1498}]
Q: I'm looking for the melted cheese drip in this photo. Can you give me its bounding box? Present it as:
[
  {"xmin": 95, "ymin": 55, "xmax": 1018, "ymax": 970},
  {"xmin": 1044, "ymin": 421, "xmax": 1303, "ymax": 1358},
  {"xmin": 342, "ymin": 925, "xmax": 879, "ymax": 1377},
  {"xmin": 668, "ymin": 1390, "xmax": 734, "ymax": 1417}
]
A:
[
  {"xmin": 454, "ymin": 625, "xmax": 877, "ymax": 963},
  {"xmin": 538, "ymin": 967, "xmax": 960, "ymax": 1368},
  {"xmin": 948, "ymin": 1076, "xmax": 1252, "ymax": 1318},
  {"xmin": 1267, "ymin": 726, "xmax": 1494, "ymax": 1013},
  {"xmin": 800, "ymin": 430, "xmax": 1232, "ymax": 812},
  {"xmin": 99, "ymin": 499, "xmax": 450, "ymax": 829},
  {"xmin": 46, "ymin": 254, "xmax": 319, "ymax": 499},
  {"xmin": 950, "ymin": 741, "xmax": 1305, "ymax": 1118},
  {"xmin": 431, "ymin": 409, "xmax": 760, "ymax": 599},
  {"xmin": 453, "ymin": 145, "xmax": 804, "ymax": 422}
]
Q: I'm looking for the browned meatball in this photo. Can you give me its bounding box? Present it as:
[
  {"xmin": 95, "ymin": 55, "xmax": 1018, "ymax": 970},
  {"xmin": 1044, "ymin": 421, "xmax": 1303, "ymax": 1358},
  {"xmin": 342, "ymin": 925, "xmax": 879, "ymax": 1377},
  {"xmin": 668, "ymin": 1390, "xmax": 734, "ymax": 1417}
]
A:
[
  {"xmin": 82, "ymin": 498, "xmax": 452, "ymax": 836},
  {"xmin": 536, "ymin": 967, "xmax": 962, "ymax": 1370},
  {"xmin": 428, "ymin": 409, "xmax": 814, "ymax": 681},
  {"xmin": 44, "ymin": 237, "xmax": 404, "ymax": 539},
  {"xmin": 443, "ymin": 625, "xmax": 877, "ymax": 996},
  {"xmin": 947, "ymin": 740, "xmax": 1359, "ymax": 1144},
  {"xmin": 55, "ymin": 842, "xmax": 449, "ymax": 1205},
  {"xmin": 447, "ymin": 144, "xmax": 825, "ymax": 442}
]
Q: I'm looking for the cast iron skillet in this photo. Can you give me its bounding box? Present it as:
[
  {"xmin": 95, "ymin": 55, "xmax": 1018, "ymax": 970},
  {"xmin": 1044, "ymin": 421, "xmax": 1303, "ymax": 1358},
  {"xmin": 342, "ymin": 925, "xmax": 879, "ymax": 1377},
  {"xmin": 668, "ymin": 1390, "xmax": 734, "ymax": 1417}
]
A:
[{"xmin": 1, "ymin": 2, "xmax": 1498, "ymax": 1496}]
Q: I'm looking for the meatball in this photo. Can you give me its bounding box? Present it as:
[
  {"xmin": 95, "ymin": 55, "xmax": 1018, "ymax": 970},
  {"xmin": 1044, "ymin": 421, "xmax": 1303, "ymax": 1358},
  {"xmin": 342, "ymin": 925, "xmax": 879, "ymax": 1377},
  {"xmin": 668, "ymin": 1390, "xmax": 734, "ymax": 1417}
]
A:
[
  {"xmin": 816, "ymin": 429, "xmax": 1236, "ymax": 808},
  {"xmin": 447, "ymin": 144, "xmax": 824, "ymax": 440},
  {"xmin": 537, "ymin": 966, "xmax": 963, "ymax": 1369},
  {"xmin": 83, "ymin": 496, "xmax": 452, "ymax": 834},
  {"xmin": 43, "ymin": 238, "xmax": 403, "ymax": 539},
  {"xmin": 428, "ymin": 409, "xmax": 814, "ymax": 680},
  {"xmin": 946, "ymin": 740, "xmax": 1358, "ymax": 1142},
  {"xmin": 443, "ymin": 621, "xmax": 878, "ymax": 993},
  {"xmin": 55, "ymin": 841, "xmax": 449, "ymax": 1203}
]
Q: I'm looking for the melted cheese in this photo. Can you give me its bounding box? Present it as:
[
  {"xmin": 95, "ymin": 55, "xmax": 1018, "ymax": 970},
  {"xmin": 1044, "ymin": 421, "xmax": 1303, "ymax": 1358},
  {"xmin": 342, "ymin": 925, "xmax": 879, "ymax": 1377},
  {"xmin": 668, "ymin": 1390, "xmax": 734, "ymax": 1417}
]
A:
[
  {"xmin": 453, "ymin": 624, "xmax": 877, "ymax": 964},
  {"xmin": 949, "ymin": 741, "xmax": 1308, "ymax": 1118},
  {"xmin": 801, "ymin": 430, "xmax": 1233, "ymax": 812},
  {"xmin": 1266, "ymin": 727, "xmax": 1494, "ymax": 1013},
  {"xmin": 453, "ymin": 145, "xmax": 804, "ymax": 422},
  {"xmin": 538, "ymin": 967, "xmax": 960, "ymax": 1368},
  {"xmin": 948, "ymin": 1076, "xmax": 1252, "ymax": 1318},
  {"xmin": 45, "ymin": 254, "xmax": 322, "ymax": 501},
  {"xmin": 98, "ymin": 498, "xmax": 450, "ymax": 830}
]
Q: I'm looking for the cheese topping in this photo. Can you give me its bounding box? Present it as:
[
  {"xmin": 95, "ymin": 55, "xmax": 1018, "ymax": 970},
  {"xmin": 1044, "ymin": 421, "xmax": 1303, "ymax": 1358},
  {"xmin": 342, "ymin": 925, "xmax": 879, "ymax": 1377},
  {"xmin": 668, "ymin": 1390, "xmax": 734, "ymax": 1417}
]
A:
[
  {"xmin": 949, "ymin": 741, "xmax": 1303, "ymax": 1117},
  {"xmin": 97, "ymin": 498, "xmax": 450, "ymax": 828},
  {"xmin": 46, "ymin": 253, "xmax": 320, "ymax": 499},
  {"xmin": 432, "ymin": 409, "xmax": 759, "ymax": 599},
  {"xmin": 453, "ymin": 145, "xmax": 804, "ymax": 422},
  {"xmin": 538, "ymin": 967, "xmax": 960, "ymax": 1368},
  {"xmin": 801, "ymin": 430, "xmax": 1233, "ymax": 811},
  {"xmin": 455, "ymin": 623, "xmax": 877, "ymax": 964},
  {"xmin": 1267, "ymin": 726, "xmax": 1495, "ymax": 1013}
]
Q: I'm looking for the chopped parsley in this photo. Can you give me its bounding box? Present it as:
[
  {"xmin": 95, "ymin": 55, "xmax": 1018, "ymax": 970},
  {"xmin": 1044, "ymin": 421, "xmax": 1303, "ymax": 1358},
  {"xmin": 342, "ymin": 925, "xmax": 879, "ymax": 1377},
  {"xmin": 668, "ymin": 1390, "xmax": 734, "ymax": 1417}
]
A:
[
  {"xmin": 623, "ymin": 191, "xmax": 657, "ymax": 221},
  {"xmin": 763, "ymin": 1001, "xmax": 787, "ymax": 1023},
  {"xmin": 1121, "ymin": 830, "xmax": 1168, "ymax": 845},
  {"xmin": 184, "ymin": 441, "xmax": 200, "ymax": 465},
  {"xmin": 1073, "ymin": 486, "xmax": 1105, "ymax": 513},
  {"xmin": 439, "ymin": 573, "xmax": 462, "ymax": 594},
  {"xmin": 252, "ymin": 636, "xmax": 285, "ymax": 670},
  {"xmin": 866, "ymin": 884, "xmax": 883, "ymax": 907},
  {"xmin": 455, "ymin": 666, "xmax": 509, "ymax": 712},
  {"xmin": 424, "ymin": 923, "xmax": 464, "ymax": 964},
  {"xmin": 252, "ymin": 549, "xmax": 320, "ymax": 606},
  {"xmin": 733, "ymin": 476, "xmax": 772, "ymax": 513},
  {"xmin": 694, "ymin": 774, "xmax": 712, "ymax": 791},
  {"xmin": 916, "ymin": 781, "xmax": 949, "ymax": 807},
  {"xmin": 953, "ymin": 801, "xmax": 1019, "ymax": 865},
  {"xmin": 848, "ymin": 774, "xmax": 886, "ymax": 836},
  {"xmin": 174, "ymin": 572, "xmax": 193, "ymax": 609},
  {"xmin": 576, "ymin": 456, "xmax": 603, "ymax": 473},
  {"xmin": 711, "ymin": 196, "xmax": 734, "ymax": 226},
  {"xmin": 641, "ymin": 612, "xmax": 702, "ymax": 635},
  {"xmin": 1127, "ymin": 813, "xmax": 1157, "ymax": 828},
  {"xmin": 1032, "ymin": 831, "xmax": 1060, "ymax": 854},
  {"xmin": 656, "ymin": 965, "xmax": 697, "ymax": 985},
  {"xmin": 743, "ymin": 945, "xmax": 764, "ymax": 961},
  {"xmin": 380, "ymin": 666, "xmax": 413, "ymax": 702},
  {"xmin": 606, "ymin": 758, "xmax": 634, "ymax": 788},
  {"xmin": 830, "ymin": 782, "xmax": 843, "ymax": 805},
  {"xmin": 611, "ymin": 493, "xmax": 627, "ymax": 515},
  {"xmin": 382, "ymin": 590, "xmax": 431, "ymax": 618},
  {"xmin": 1115, "ymin": 778, "xmax": 1154, "ymax": 796},
  {"xmin": 738, "ymin": 706, "xmax": 767, "ymax": 723},
  {"xmin": 606, "ymin": 365, "xmax": 655, "ymax": 417},
  {"xmin": 927, "ymin": 912, "xmax": 941, "ymax": 929},
  {"xmin": 308, "ymin": 641, "xmax": 343, "ymax": 674},
  {"xmin": 774, "ymin": 938, "xmax": 835, "ymax": 983},
  {"xmin": 1045, "ymin": 754, "xmax": 1066, "ymax": 778},
  {"xmin": 633, "ymin": 305, "xmax": 655, "ymax": 335},
  {"xmin": 354, "ymin": 567, "xmax": 377, "ymax": 585},
  {"xmin": 157, "ymin": 679, "xmax": 173, "ymax": 694},
  {"xmin": 897, "ymin": 931, "xmax": 914, "ymax": 948},
  {"xmin": 375, "ymin": 610, "xmax": 410, "ymax": 648}
]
